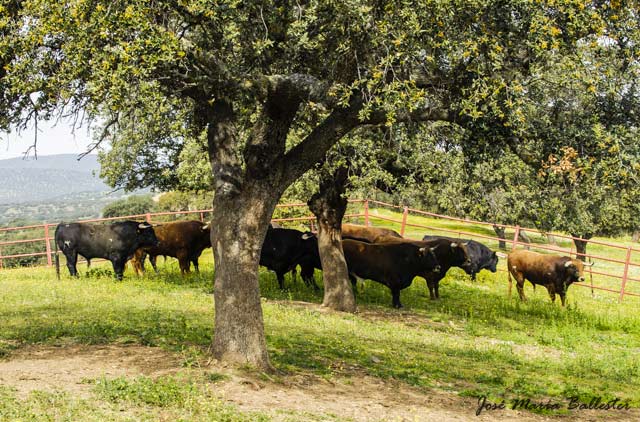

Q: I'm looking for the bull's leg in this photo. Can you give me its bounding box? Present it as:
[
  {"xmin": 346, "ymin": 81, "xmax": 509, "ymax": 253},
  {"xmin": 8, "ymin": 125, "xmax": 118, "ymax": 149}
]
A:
[
  {"xmin": 349, "ymin": 274, "xmax": 358, "ymax": 294},
  {"xmin": 301, "ymin": 265, "xmax": 319, "ymax": 290},
  {"xmin": 111, "ymin": 257, "xmax": 126, "ymax": 281},
  {"xmin": 426, "ymin": 280, "xmax": 437, "ymax": 300},
  {"xmin": 176, "ymin": 251, "xmax": 191, "ymax": 275},
  {"xmin": 276, "ymin": 272, "xmax": 286, "ymax": 289},
  {"xmin": 511, "ymin": 271, "xmax": 527, "ymax": 302},
  {"xmin": 559, "ymin": 291, "xmax": 567, "ymax": 307},
  {"xmin": 192, "ymin": 257, "xmax": 200, "ymax": 273},
  {"xmin": 131, "ymin": 250, "xmax": 145, "ymax": 276},
  {"xmin": 64, "ymin": 251, "xmax": 79, "ymax": 277},
  {"xmin": 391, "ymin": 288, "xmax": 403, "ymax": 309},
  {"xmin": 149, "ymin": 255, "xmax": 159, "ymax": 273},
  {"xmin": 433, "ymin": 280, "xmax": 440, "ymax": 299}
]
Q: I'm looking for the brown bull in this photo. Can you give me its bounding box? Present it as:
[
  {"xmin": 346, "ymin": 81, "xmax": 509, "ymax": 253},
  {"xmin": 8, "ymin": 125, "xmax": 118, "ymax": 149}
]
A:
[
  {"xmin": 507, "ymin": 250, "xmax": 592, "ymax": 306},
  {"xmin": 131, "ymin": 220, "xmax": 211, "ymax": 275},
  {"xmin": 342, "ymin": 223, "xmax": 402, "ymax": 243}
]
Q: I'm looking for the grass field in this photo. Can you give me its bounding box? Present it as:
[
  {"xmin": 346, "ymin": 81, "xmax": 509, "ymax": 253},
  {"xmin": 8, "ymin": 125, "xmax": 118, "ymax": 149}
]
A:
[{"xmin": 1, "ymin": 208, "xmax": 639, "ymax": 421}]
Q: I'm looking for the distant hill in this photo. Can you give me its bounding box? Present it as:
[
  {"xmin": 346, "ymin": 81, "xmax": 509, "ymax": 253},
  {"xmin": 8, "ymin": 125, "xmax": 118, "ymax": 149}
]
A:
[
  {"xmin": 0, "ymin": 154, "xmax": 148, "ymax": 224},
  {"xmin": 0, "ymin": 154, "xmax": 108, "ymax": 204},
  {"xmin": 0, "ymin": 154, "xmax": 101, "ymax": 172}
]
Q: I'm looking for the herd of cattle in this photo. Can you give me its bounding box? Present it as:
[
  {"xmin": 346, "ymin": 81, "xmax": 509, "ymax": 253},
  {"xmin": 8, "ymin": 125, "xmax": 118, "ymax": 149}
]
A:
[{"xmin": 53, "ymin": 220, "xmax": 592, "ymax": 308}]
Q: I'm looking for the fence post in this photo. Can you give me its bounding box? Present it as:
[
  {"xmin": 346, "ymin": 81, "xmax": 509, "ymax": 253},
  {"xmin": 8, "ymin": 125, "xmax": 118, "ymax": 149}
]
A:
[
  {"xmin": 400, "ymin": 206, "xmax": 409, "ymax": 236},
  {"xmin": 619, "ymin": 246, "xmax": 632, "ymax": 303},
  {"xmin": 364, "ymin": 199, "xmax": 370, "ymax": 227},
  {"xmin": 200, "ymin": 212, "xmax": 205, "ymax": 222},
  {"xmin": 145, "ymin": 213, "xmax": 152, "ymax": 223},
  {"xmin": 511, "ymin": 225, "xmax": 520, "ymax": 250},
  {"xmin": 0, "ymin": 246, "xmax": 3, "ymax": 269},
  {"xmin": 44, "ymin": 224, "xmax": 53, "ymax": 267}
]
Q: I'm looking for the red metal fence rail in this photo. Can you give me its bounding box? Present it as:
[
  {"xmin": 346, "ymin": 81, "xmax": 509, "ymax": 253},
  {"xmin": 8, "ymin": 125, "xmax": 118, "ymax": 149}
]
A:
[{"xmin": 1, "ymin": 198, "xmax": 638, "ymax": 302}]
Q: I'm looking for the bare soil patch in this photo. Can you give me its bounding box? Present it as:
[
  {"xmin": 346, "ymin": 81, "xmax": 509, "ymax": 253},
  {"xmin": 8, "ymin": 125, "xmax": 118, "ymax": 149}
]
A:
[{"xmin": 0, "ymin": 344, "xmax": 635, "ymax": 422}]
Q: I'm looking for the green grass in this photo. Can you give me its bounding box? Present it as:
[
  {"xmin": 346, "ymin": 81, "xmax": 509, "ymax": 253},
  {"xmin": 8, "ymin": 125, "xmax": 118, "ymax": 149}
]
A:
[{"xmin": 1, "ymin": 207, "xmax": 639, "ymax": 419}]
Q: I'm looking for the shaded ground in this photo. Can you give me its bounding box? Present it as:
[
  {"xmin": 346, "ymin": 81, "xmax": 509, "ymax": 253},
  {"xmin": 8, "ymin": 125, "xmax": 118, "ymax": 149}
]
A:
[{"xmin": 1, "ymin": 344, "xmax": 636, "ymax": 421}]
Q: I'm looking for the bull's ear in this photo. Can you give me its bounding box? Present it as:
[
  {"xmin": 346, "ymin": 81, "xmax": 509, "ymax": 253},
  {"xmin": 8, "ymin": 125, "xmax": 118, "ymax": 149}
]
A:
[{"xmin": 138, "ymin": 223, "xmax": 151, "ymax": 229}]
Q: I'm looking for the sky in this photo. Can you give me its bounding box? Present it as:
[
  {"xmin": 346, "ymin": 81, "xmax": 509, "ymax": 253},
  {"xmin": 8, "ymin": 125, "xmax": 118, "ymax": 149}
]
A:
[{"xmin": 0, "ymin": 118, "xmax": 94, "ymax": 160}]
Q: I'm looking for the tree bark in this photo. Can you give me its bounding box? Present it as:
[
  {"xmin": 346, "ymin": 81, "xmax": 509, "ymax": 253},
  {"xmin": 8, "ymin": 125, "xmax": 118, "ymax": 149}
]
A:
[
  {"xmin": 632, "ymin": 230, "xmax": 640, "ymax": 243},
  {"xmin": 571, "ymin": 233, "xmax": 593, "ymax": 262},
  {"xmin": 308, "ymin": 167, "xmax": 356, "ymax": 312},
  {"xmin": 211, "ymin": 184, "xmax": 279, "ymax": 371},
  {"xmin": 493, "ymin": 225, "xmax": 507, "ymax": 250},
  {"xmin": 204, "ymin": 99, "xmax": 283, "ymax": 371}
]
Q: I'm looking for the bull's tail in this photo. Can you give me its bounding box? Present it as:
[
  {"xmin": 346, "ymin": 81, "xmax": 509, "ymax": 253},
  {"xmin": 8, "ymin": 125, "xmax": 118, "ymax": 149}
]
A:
[
  {"xmin": 54, "ymin": 234, "xmax": 60, "ymax": 280},
  {"xmin": 507, "ymin": 267, "xmax": 512, "ymax": 298}
]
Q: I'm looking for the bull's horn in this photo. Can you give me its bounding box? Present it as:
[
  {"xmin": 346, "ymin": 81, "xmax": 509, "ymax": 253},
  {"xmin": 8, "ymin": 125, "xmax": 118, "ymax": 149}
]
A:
[
  {"xmin": 138, "ymin": 223, "xmax": 151, "ymax": 229},
  {"xmin": 301, "ymin": 233, "xmax": 314, "ymax": 240},
  {"xmin": 201, "ymin": 223, "xmax": 210, "ymax": 230},
  {"xmin": 430, "ymin": 247, "xmax": 437, "ymax": 252},
  {"xmin": 584, "ymin": 261, "xmax": 595, "ymax": 267},
  {"xmin": 564, "ymin": 261, "xmax": 574, "ymax": 268},
  {"xmin": 451, "ymin": 242, "xmax": 458, "ymax": 248},
  {"xmin": 496, "ymin": 252, "xmax": 507, "ymax": 259}
]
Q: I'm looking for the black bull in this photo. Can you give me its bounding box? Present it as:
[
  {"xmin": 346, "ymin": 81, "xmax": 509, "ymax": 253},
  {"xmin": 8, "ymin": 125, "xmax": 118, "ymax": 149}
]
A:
[
  {"xmin": 260, "ymin": 227, "xmax": 322, "ymax": 289},
  {"xmin": 422, "ymin": 235, "xmax": 498, "ymax": 280},
  {"xmin": 55, "ymin": 221, "xmax": 158, "ymax": 280}
]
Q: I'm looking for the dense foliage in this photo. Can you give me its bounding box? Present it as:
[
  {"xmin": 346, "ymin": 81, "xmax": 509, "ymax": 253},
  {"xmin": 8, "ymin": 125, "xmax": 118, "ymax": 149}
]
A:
[{"xmin": 101, "ymin": 195, "xmax": 155, "ymax": 218}]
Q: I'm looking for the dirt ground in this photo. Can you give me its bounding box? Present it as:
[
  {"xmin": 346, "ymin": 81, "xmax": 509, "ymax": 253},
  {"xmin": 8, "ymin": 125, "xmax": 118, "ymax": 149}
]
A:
[{"xmin": 0, "ymin": 344, "xmax": 636, "ymax": 422}]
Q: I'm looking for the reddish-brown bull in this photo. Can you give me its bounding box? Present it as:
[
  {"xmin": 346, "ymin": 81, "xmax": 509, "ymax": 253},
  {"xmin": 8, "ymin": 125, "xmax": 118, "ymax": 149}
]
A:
[
  {"xmin": 131, "ymin": 220, "xmax": 211, "ymax": 275},
  {"xmin": 342, "ymin": 223, "xmax": 402, "ymax": 243},
  {"xmin": 507, "ymin": 250, "xmax": 593, "ymax": 306}
]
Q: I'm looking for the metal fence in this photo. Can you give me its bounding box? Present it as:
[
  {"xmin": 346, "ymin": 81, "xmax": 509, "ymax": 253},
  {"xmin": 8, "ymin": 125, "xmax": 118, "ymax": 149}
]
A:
[{"xmin": 1, "ymin": 198, "xmax": 639, "ymax": 302}]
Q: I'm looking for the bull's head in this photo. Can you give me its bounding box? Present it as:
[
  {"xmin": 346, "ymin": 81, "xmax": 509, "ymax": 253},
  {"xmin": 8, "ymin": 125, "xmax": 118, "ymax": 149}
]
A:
[
  {"xmin": 564, "ymin": 259, "xmax": 592, "ymax": 283},
  {"xmin": 419, "ymin": 246, "xmax": 441, "ymax": 273},
  {"xmin": 488, "ymin": 251, "xmax": 499, "ymax": 272},
  {"xmin": 451, "ymin": 242, "xmax": 472, "ymax": 267},
  {"xmin": 137, "ymin": 223, "xmax": 159, "ymax": 247}
]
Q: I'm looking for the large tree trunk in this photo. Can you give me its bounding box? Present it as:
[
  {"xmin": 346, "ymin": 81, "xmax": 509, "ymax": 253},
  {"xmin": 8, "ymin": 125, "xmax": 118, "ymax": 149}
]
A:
[
  {"xmin": 210, "ymin": 185, "xmax": 279, "ymax": 371},
  {"xmin": 571, "ymin": 233, "xmax": 593, "ymax": 262},
  {"xmin": 493, "ymin": 225, "xmax": 507, "ymax": 250},
  {"xmin": 200, "ymin": 88, "xmax": 360, "ymax": 369},
  {"xmin": 308, "ymin": 167, "xmax": 356, "ymax": 312}
]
